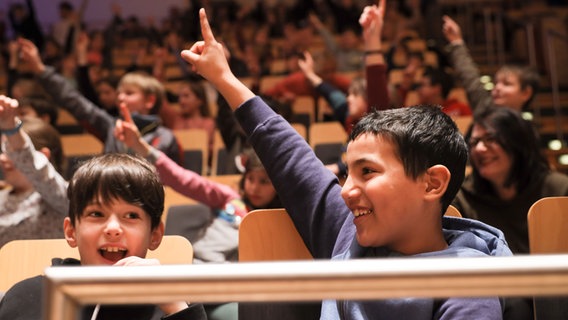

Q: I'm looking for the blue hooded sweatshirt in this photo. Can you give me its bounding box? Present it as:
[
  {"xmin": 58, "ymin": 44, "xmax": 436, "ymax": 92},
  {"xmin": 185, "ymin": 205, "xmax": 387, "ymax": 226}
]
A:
[{"xmin": 236, "ymin": 96, "xmax": 511, "ymax": 320}]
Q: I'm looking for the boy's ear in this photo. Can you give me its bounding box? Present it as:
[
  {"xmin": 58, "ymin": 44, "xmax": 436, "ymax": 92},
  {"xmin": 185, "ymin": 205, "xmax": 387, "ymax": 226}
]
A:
[
  {"xmin": 144, "ymin": 94, "xmax": 157, "ymax": 111},
  {"xmin": 148, "ymin": 221, "xmax": 164, "ymax": 251},
  {"xmin": 63, "ymin": 217, "xmax": 78, "ymax": 248},
  {"xmin": 423, "ymin": 165, "xmax": 450, "ymax": 201},
  {"xmin": 39, "ymin": 147, "xmax": 51, "ymax": 161},
  {"xmin": 520, "ymin": 86, "xmax": 533, "ymax": 104}
]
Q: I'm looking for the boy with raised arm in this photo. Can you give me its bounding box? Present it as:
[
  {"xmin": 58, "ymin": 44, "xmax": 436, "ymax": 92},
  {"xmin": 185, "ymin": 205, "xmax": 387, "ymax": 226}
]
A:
[
  {"xmin": 181, "ymin": 4, "xmax": 511, "ymax": 319},
  {"xmin": 16, "ymin": 38, "xmax": 182, "ymax": 165}
]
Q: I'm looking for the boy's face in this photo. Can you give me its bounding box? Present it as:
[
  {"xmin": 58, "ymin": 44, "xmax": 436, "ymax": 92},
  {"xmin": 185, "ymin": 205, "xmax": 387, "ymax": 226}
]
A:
[
  {"xmin": 341, "ymin": 134, "xmax": 429, "ymax": 253},
  {"xmin": 117, "ymin": 84, "xmax": 154, "ymax": 115},
  {"xmin": 491, "ymin": 71, "xmax": 531, "ymax": 110},
  {"xmin": 63, "ymin": 197, "xmax": 163, "ymax": 266},
  {"xmin": 243, "ymin": 168, "xmax": 277, "ymax": 208}
]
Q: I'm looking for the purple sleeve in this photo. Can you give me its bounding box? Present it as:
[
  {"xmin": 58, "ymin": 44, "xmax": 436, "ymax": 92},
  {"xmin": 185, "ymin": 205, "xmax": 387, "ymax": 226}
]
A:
[{"xmin": 235, "ymin": 97, "xmax": 352, "ymax": 258}]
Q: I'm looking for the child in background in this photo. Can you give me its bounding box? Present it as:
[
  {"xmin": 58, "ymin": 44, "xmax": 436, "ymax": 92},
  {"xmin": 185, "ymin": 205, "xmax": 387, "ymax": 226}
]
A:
[
  {"xmin": 442, "ymin": 15, "xmax": 540, "ymax": 114},
  {"xmin": 17, "ymin": 38, "xmax": 182, "ymax": 164},
  {"xmin": 179, "ymin": 5, "xmax": 511, "ymax": 319},
  {"xmin": 115, "ymin": 104, "xmax": 280, "ymax": 264},
  {"xmin": 15, "ymin": 95, "xmax": 59, "ymax": 127},
  {"xmin": 453, "ymin": 107, "xmax": 568, "ymax": 255},
  {"xmin": 416, "ymin": 66, "xmax": 472, "ymax": 117},
  {"xmin": 0, "ymin": 95, "xmax": 206, "ymax": 319},
  {"xmin": 452, "ymin": 107, "xmax": 568, "ymax": 320},
  {"xmin": 0, "ymin": 95, "xmax": 67, "ymax": 248},
  {"xmin": 298, "ymin": 51, "xmax": 369, "ymax": 176},
  {"xmin": 161, "ymin": 81, "xmax": 216, "ymax": 164}
]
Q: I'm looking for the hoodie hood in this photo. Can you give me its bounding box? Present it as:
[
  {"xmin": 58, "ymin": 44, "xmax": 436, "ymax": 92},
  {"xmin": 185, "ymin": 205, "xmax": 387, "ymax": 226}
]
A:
[
  {"xmin": 132, "ymin": 113, "xmax": 161, "ymax": 135},
  {"xmin": 439, "ymin": 215, "xmax": 512, "ymax": 258},
  {"xmin": 337, "ymin": 216, "xmax": 512, "ymax": 260}
]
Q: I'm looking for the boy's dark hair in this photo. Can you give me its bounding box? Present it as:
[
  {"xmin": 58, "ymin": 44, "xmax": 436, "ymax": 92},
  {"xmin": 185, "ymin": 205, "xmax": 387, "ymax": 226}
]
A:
[
  {"xmin": 467, "ymin": 107, "xmax": 549, "ymax": 192},
  {"xmin": 496, "ymin": 64, "xmax": 540, "ymax": 110},
  {"xmin": 422, "ymin": 66, "xmax": 454, "ymax": 98},
  {"xmin": 18, "ymin": 96, "xmax": 59, "ymax": 127},
  {"xmin": 67, "ymin": 153, "xmax": 164, "ymax": 229},
  {"xmin": 349, "ymin": 105, "xmax": 468, "ymax": 214}
]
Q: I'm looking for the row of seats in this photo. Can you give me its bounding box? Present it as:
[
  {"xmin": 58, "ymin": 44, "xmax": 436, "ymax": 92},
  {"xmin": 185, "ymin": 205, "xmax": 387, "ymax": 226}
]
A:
[
  {"xmin": 58, "ymin": 120, "xmax": 351, "ymax": 178},
  {"xmin": 2, "ymin": 196, "xmax": 565, "ymax": 319}
]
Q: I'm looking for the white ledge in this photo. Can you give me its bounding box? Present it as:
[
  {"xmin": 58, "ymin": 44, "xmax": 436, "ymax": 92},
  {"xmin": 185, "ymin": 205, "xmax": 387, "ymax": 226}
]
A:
[{"xmin": 43, "ymin": 254, "xmax": 568, "ymax": 320}]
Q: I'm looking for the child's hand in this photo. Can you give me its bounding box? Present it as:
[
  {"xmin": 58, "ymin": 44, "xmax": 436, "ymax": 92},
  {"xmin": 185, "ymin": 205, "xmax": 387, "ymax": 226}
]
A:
[
  {"xmin": 8, "ymin": 41, "xmax": 19, "ymax": 58},
  {"xmin": 180, "ymin": 9, "xmax": 231, "ymax": 87},
  {"xmin": 114, "ymin": 103, "xmax": 152, "ymax": 156},
  {"xmin": 359, "ymin": 0, "xmax": 386, "ymax": 46},
  {"xmin": 114, "ymin": 256, "xmax": 190, "ymax": 315},
  {"xmin": 442, "ymin": 15, "xmax": 463, "ymax": 44},
  {"xmin": 0, "ymin": 95, "xmax": 19, "ymax": 130},
  {"xmin": 113, "ymin": 256, "xmax": 160, "ymax": 266},
  {"xmin": 297, "ymin": 51, "xmax": 315, "ymax": 75},
  {"xmin": 18, "ymin": 38, "xmax": 46, "ymax": 74}
]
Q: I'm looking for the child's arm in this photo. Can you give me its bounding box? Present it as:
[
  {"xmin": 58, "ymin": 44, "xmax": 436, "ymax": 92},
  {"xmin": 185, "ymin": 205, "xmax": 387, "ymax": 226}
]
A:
[
  {"xmin": 0, "ymin": 95, "xmax": 69, "ymax": 215},
  {"xmin": 180, "ymin": 9, "xmax": 350, "ymax": 258},
  {"xmin": 115, "ymin": 104, "xmax": 240, "ymax": 208},
  {"xmin": 442, "ymin": 15, "xmax": 492, "ymax": 113},
  {"xmin": 360, "ymin": 0, "xmax": 390, "ymax": 110},
  {"xmin": 113, "ymin": 256, "xmax": 207, "ymax": 319},
  {"xmin": 298, "ymin": 51, "xmax": 349, "ymax": 124},
  {"xmin": 18, "ymin": 38, "xmax": 115, "ymax": 141}
]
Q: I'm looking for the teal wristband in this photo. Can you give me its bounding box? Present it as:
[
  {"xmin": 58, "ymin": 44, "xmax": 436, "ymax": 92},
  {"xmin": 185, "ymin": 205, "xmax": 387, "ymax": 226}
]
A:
[{"xmin": 2, "ymin": 119, "xmax": 23, "ymax": 136}]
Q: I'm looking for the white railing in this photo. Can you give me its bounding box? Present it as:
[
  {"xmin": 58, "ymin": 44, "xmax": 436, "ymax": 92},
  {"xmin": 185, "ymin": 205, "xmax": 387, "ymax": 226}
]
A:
[{"xmin": 43, "ymin": 254, "xmax": 568, "ymax": 320}]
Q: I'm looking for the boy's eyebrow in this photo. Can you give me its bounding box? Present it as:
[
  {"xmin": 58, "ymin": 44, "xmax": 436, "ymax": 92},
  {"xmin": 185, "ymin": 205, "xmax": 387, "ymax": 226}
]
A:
[{"xmin": 348, "ymin": 157, "xmax": 374, "ymax": 168}]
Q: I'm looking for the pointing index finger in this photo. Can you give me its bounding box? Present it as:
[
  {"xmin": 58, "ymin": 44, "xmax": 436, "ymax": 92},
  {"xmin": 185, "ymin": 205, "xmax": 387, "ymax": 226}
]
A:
[
  {"xmin": 378, "ymin": 0, "xmax": 386, "ymax": 18},
  {"xmin": 199, "ymin": 8, "xmax": 215, "ymax": 44},
  {"xmin": 119, "ymin": 103, "xmax": 133, "ymax": 124}
]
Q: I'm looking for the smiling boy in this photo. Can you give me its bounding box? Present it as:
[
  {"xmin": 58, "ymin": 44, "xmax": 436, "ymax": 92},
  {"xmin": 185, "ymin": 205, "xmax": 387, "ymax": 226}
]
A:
[
  {"xmin": 180, "ymin": 6, "xmax": 512, "ymax": 319},
  {"xmin": 0, "ymin": 153, "xmax": 206, "ymax": 320}
]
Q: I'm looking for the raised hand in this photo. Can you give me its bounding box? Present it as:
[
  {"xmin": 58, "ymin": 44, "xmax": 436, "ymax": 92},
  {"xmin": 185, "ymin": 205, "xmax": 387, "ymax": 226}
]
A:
[
  {"xmin": 180, "ymin": 8, "xmax": 254, "ymax": 110},
  {"xmin": 359, "ymin": 0, "xmax": 386, "ymax": 49},
  {"xmin": 18, "ymin": 38, "xmax": 46, "ymax": 74},
  {"xmin": 442, "ymin": 15, "xmax": 463, "ymax": 44},
  {"xmin": 114, "ymin": 103, "xmax": 151, "ymax": 156},
  {"xmin": 180, "ymin": 9, "xmax": 230, "ymax": 85},
  {"xmin": 298, "ymin": 51, "xmax": 323, "ymax": 87},
  {"xmin": 0, "ymin": 95, "xmax": 19, "ymax": 130},
  {"xmin": 297, "ymin": 51, "xmax": 315, "ymax": 76}
]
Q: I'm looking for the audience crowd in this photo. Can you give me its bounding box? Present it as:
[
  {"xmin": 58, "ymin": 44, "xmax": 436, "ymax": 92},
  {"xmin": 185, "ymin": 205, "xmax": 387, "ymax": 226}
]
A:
[{"xmin": 0, "ymin": 0, "xmax": 567, "ymax": 319}]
